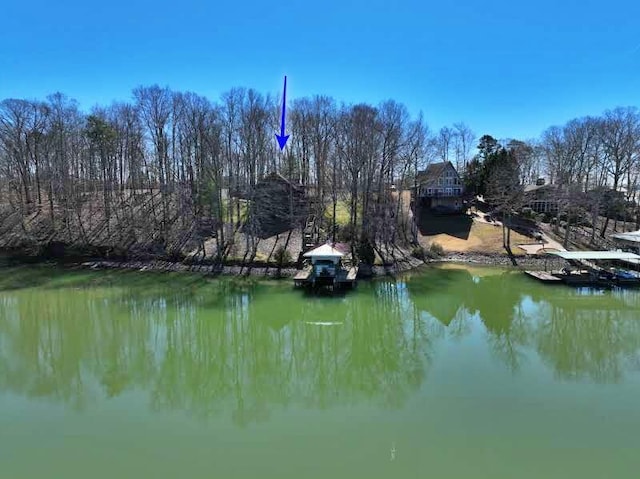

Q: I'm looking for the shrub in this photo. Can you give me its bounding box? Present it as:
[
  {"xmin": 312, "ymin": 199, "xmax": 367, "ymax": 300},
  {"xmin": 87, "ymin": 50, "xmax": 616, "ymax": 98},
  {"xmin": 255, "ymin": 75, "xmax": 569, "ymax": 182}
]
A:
[
  {"xmin": 411, "ymin": 246, "xmax": 426, "ymax": 260},
  {"xmin": 357, "ymin": 238, "xmax": 376, "ymax": 265},
  {"xmin": 254, "ymin": 252, "xmax": 269, "ymax": 262},
  {"xmin": 579, "ymin": 218, "xmax": 593, "ymax": 228},
  {"xmin": 521, "ymin": 207, "xmax": 534, "ymax": 219},
  {"xmin": 167, "ymin": 248, "xmax": 185, "ymax": 262},
  {"xmin": 541, "ymin": 212, "xmax": 553, "ymax": 223},
  {"xmin": 429, "ymin": 242, "xmax": 445, "ymax": 257},
  {"xmin": 336, "ymin": 224, "xmax": 355, "ymax": 242},
  {"xmin": 273, "ymin": 246, "xmax": 292, "ymax": 266}
]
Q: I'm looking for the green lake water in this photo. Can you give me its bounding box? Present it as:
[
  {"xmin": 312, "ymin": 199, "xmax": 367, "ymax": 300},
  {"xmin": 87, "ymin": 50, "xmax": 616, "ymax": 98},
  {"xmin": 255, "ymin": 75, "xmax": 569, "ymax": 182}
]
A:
[{"xmin": 1, "ymin": 264, "xmax": 640, "ymax": 478}]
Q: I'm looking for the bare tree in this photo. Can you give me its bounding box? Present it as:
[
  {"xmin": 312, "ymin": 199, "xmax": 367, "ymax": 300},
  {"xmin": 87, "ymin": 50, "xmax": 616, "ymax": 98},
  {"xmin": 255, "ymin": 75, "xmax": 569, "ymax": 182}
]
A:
[
  {"xmin": 452, "ymin": 122, "xmax": 475, "ymax": 171},
  {"xmin": 436, "ymin": 126, "xmax": 454, "ymax": 163},
  {"xmin": 599, "ymin": 107, "xmax": 640, "ymax": 236}
]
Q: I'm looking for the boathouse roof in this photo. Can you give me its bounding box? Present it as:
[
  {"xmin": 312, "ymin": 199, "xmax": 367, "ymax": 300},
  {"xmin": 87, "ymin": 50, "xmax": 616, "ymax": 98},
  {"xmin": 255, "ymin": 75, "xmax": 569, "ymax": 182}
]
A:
[
  {"xmin": 303, "ymin": 244, "xmax": 345, "ymax": 258},
  {"xmin": 549, "ymin": 251, "xmax": 640, "ymax": 261},
  {"xmin": 611, "ymin": 230, "xmax": 640, "ymax": 244}
]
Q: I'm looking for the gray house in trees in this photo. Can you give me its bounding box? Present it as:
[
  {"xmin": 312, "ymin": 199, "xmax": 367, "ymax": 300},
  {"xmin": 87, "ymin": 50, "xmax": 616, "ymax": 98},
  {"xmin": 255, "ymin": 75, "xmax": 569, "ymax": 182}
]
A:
[
  {"xmin": 523, "ymin": 179, "xmax": 558, "ymax": 213},
  {"xmin": 415, "ymin": 161, "xmax": 464, "ymax": 212}
]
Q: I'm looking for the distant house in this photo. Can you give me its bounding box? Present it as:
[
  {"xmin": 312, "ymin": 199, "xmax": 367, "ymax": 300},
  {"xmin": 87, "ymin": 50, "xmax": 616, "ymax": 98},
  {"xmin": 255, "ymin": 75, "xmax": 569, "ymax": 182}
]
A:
[
  {"xmin": 415, "ymin": 161, "xmax": 465, "ymax": 213},
  {"xmin": 250, "ymin": 173, "xmax": 308, "ymax": 238},
  {"xmin": 523, "ymin": 180, "xmax": 558, "ymax": 213}
]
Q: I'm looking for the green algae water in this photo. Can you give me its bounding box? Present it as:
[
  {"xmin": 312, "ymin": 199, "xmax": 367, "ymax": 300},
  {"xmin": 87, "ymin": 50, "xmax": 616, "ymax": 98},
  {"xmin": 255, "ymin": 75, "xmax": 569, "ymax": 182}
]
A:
[{"xmin": 1, "ymin": 264, "xmax": 640, "ymax": 479}]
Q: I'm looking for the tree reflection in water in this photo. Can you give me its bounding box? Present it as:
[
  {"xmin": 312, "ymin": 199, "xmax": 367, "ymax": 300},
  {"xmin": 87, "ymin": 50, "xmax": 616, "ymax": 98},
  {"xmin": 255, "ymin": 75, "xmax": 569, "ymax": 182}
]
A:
[
  {"xmin": 0, "ymin": 272, "xmax": 436, "ymax": 425},
  {"xmin": 404, "ymin": 266, "xmax": 640, "ymax": 382},
  {"xmin": 529, "ymin": 294, "xmax": 640, "ymax": 383},
  {"xmin": 1, "ymin": 266, "xmax": 640, "ymax": 426}
]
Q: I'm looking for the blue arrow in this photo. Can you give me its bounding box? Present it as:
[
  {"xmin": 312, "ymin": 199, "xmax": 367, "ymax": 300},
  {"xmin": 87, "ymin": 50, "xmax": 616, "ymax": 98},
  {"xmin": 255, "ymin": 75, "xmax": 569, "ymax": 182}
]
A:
[{"xmin": 275, "ymin": 75, "xmax": 289, "ymax": 150}]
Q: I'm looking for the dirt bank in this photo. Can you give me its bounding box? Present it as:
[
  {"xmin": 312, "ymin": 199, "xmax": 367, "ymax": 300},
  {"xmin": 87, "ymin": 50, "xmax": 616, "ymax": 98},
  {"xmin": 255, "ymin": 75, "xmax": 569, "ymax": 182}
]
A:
[
  {"xmin": 2, "ymin": 245, "xmax": 556, "ymax": 280},
  {"xmin": 71, "ymin": 252, "xmax": 552, "ymax": 279},
  {"xmin": 433, "ymin": 252, "xmax": 556, "ymax": 270},
  {"xmin": 79, "ymin": 259, "xmax": 300, "ymax": 278}
]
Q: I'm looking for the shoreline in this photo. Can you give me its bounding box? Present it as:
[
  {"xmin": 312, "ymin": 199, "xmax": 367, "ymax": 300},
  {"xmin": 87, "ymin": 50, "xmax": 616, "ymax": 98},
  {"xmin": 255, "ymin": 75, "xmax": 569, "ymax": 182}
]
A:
[
  {"xmin": 0, "ymin": 251, "xmax": 554, "ymax": 279},
  {"xmin": 433, "ymin": 252, "xmax": 554, "ymax": 269}
]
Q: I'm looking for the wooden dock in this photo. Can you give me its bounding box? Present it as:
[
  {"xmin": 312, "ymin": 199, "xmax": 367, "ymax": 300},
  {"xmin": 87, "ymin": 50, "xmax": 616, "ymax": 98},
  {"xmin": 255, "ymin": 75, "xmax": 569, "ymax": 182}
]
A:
[
  {"xmin": 525, "ymin": 271, "xmax": 562, "ymax": 283},
  {"xmin": 293, "ymin": 268, "xmax": 312, "ymax": 286},
  {"xmin": 293, "ymin": 266, "xmax": 358, "ymax": 290},
  {"xmin": 294, "ymin": 244, "xmax": 357, "ymax": 291}
]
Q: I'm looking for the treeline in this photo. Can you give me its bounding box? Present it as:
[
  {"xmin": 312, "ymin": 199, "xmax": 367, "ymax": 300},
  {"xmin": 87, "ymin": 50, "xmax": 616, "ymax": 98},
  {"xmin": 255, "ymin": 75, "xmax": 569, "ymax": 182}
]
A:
[
  {"xmin": 0, "ymin": 87, "xmax": 451, "ymax": 262},
  {"xmin": 539, "ymin": 108, "xmax": 640, "ymax": 243},
  {"xmin": 2, "ymin": 85, "xmax": 638, "ymax": 261},
  {"xmin": 465, "ymin": 107, "xmax": 640, "ymax": 248},
  {"xmin": 0, "ymin": 271, "xmax": 433, "ymax": 419}
]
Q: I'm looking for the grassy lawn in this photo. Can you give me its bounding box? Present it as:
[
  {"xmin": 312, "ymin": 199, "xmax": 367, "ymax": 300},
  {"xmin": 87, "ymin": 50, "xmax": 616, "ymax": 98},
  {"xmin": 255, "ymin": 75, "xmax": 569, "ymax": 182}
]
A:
[
  {"xmin": 420, "ymin": 220, "xmax": 531, "ymax": 255},
  {"xmin": 222, "ymin": 198, "xmax": 248, "ymax": 221},
  {"xmin": 324, "ymin": 200, "xmax": 351, "ymax": 227}
]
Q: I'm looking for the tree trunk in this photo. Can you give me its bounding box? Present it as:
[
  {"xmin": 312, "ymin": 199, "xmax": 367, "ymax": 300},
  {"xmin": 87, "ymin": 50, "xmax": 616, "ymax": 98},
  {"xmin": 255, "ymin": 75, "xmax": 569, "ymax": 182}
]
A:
[{"xmin": 601, "ymin": 216, "xmax": 610, "ymax": 238}]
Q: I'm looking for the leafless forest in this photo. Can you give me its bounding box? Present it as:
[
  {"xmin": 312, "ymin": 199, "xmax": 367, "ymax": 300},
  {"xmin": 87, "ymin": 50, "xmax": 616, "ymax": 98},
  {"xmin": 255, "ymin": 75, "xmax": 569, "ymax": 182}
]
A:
[
  {"xmin": 0, "ymin": 86, "xmax": 638, "ymax": 263},
  {"xmin": 538, "ymin": 108, "xmax": 640, "ymax": 244},
  {"xmin": 0, "ymin": 88, "xmax": 436, "ymax": 263},
  {"xmin": 468, "ymin": 108, "xmax": 640, "ymax": 250}
]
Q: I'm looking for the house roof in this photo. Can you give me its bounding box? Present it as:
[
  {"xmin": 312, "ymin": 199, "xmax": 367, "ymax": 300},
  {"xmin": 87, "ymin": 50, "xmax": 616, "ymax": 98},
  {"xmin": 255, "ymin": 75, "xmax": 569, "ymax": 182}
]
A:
[
  {"xmin": 258, "ymin": 172, "xmax": 304, "ymax": 191},
  {"xmin": 332, "ymin": 242, "xmax": 351, "ymax": 254},
  {"xmin": 303, "ymin": 244, "xmax": 344, "ymax": 258},
  {"xmin": 524, "ymin": 183, "xmax": 558, "ymax": 193},
  {"xmin": 417, "ymin": 161, "xmax": 449, "ymax": 181}
]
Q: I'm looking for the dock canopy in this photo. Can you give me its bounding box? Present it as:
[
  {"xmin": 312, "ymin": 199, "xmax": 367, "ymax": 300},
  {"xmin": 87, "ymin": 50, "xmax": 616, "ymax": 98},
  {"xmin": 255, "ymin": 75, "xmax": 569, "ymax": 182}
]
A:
[
  {"xmin": 611, "ymin": 230, "xmax": 640, "ymax": 244},
  {"xmin": 303, "ymin": 244, "xmax": 345, "ymax": 263},
  {"xmin": 549, "ymin": 251, "xmax": 640, "ymax": 261}
]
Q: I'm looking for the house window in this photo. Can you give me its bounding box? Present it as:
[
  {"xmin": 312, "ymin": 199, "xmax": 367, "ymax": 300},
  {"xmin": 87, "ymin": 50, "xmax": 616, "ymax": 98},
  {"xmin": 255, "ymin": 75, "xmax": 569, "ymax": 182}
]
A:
[
  {"xmin": 445, "ymin": 187, "xmax": 452, "ymax": 196},
  {"xmin": 438, "ymin": 178, "xmax": 442, "ymax": 185},
  {"xmin": 427, "ymin": 188, "xmax": 432, "ymax": 195}
]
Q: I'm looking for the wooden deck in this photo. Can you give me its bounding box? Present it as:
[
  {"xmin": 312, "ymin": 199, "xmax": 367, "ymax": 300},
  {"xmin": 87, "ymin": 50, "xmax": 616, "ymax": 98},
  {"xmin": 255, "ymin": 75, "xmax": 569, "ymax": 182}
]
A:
[
  {"xmin": 294, "ymin": 268, "xmax": 312, "ymax": 281},
  {"xmin": 525, "ymin": 271, "xmax": 562, "ymax": 282},
  {"xmin": 293, "ymin": 266, "xmax": 358, "ymax": 290}
]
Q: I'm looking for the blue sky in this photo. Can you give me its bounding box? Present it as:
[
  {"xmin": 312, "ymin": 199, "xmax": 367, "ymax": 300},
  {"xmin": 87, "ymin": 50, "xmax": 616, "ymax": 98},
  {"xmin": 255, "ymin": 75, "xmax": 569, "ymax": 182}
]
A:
[{"xmin": 1, "ymin": 0, "xmax": 639, "ymax": 140}]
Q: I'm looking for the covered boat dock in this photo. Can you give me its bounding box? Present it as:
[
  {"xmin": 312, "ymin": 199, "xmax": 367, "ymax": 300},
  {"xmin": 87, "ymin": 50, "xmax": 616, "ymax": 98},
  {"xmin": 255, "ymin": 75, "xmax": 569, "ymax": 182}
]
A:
[
  {"xmin": 293, "ymin": 244, "xmax": 358, "ymax": 290},
  {"xmin": 611, "ymin": 230, "xmax": 640, "ymax": 254},
  {"xmin": 548, "ymin": 250, "xmax": 640, "ymax": 262},
  {"xmin": 525, "ymin": 250, "xmax": 640, "ymax": 286}
]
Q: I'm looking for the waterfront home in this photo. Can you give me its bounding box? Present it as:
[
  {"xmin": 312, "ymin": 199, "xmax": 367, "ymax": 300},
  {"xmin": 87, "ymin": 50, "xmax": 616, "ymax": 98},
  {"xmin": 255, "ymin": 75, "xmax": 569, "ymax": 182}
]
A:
[
  {"xmin": 249, "ymin": 172, "xmax": 308, "ymax": 237},
  {"xmin": 414, "ymin": 161, "xmax": 464, "ymax": 213},
  {"xmin": 523, "ymin": 179, "xmax": 558, "ymax": 213}
]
